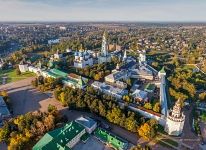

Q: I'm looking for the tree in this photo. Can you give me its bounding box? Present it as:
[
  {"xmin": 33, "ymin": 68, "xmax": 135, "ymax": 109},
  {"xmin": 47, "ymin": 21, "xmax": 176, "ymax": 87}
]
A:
[
  {"xmin": 98, "ymin": 101, "xmax": 106, "ymax": 117},
  {"xmin": 138, "ymin": 122, "xmax": 151, "ymax": 140},
  {"xmin": 123, "ymin": 95, "xmax": 131, "ymax": 103},
  {"xmin": 0, "ymin": 90, "xmax": 8, "ymax": 99},
  {"xmin": 153, "ymin": 102, "xmax": 160, "ymax": 113},
  {"xmin": 31, "ymin": 78, "xmax": 38, "ymax": 87},
  {"xmin": 59, "ymin": 92, "xmax": 66, "ymax": 105},
  {"xmin": 199, "ymin": 92, "xmax": 206, "ymax": 101},
  {"xmin": 125, "ymin": 114, "xmax": 136, "ymax": 132},
  {"xmin": 144, "ymin": 102, "xmax": 152, "ymax": 110},
  {"xmin": 106, "ymin": 107, "xmax": 122, "ymax": 125},
  {"xmin": 16, "ymin": 68, "xmax": 21, "ymax": 75},
  {"xmin": 152, "ymin": 62, "xmax": 159, "ymax": 68},
  {"xmin": 94, "ymin": 73, "xmax": 101, "ymax": 81},
  {"xmin": 48, "ymin": 104, "xmax": 57, "ymax": 114},
  {"xmin": 138, "ymin": 119, "xmax": 158, "ymax": 141},
  {"xmin": 0, "ymin": 123, "xmax": 10, "ymax": 142}
]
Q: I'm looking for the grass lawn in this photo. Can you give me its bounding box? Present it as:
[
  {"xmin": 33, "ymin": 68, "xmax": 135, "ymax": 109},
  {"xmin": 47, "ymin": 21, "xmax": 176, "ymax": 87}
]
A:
[{"xmin": 0, "ymin": 69, "xmax": 36, "ymax": 84}]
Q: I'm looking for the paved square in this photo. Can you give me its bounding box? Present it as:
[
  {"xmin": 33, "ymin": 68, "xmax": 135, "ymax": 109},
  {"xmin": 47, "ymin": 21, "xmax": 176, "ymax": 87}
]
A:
[{"xmin": 73, "ymin": 136, "xmax": 112, "ymax": 150}]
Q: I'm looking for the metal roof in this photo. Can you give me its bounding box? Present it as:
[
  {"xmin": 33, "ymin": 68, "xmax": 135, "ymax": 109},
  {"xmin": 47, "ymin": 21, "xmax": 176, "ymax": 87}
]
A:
[{"xmin": 33, "ymin": 121, "xmax": 85, "ymax": 150}]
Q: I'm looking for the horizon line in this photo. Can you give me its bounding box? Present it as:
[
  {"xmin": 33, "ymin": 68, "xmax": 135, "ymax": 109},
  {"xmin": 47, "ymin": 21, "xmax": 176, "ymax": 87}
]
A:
[{"xmin": 1, "ymin": 20, "xmax": 206, "ymax": 24}]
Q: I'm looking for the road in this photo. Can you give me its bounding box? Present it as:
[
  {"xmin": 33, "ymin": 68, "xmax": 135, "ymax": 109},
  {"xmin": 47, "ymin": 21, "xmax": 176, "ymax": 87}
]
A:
[{"xmin": 179, "ymin": 104, "xmax": 201, "ymax": 150}]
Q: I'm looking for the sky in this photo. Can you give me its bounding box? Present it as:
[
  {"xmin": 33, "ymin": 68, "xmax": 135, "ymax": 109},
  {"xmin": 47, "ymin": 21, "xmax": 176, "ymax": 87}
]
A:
[{"xmin": 0, "ymin": 0, "xmax": 206, "ymax": 22}]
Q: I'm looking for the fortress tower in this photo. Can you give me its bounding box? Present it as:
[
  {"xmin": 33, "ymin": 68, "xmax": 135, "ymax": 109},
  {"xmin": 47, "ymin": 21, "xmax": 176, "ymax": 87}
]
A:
[{"xmin": 165, "ymin": 99, "xmax": 185, "ymax": 136}]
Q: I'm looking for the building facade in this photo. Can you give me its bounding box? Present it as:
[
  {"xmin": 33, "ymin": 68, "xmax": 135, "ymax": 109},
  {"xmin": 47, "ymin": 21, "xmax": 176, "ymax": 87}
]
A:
[{"xmin": 19, "ymin": 64, "xmax": 29, "ymax": 73}]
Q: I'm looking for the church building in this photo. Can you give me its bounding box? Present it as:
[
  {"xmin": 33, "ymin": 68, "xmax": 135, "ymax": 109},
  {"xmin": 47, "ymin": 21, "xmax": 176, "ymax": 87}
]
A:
[{"xmin": 74, "ymin": 48, "xmax": 94, "ymax": 68}]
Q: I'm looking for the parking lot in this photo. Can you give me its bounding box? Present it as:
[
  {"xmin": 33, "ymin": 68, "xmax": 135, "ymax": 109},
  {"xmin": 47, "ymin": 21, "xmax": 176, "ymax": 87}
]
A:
[{"xmin": 0, "ymin": 77, "xmax": 64, "ymax": 116}]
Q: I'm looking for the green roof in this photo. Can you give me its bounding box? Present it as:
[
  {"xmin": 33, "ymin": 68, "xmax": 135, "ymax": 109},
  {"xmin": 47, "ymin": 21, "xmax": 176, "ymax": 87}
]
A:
[
  {"xmin": 94, "ymin": 128, "xmax": 128, "ymax": 150},
  {"xmin": 33, "ymin": 121, "xmax": 85, "ymax": 150},
  {"xmin": 62, "ymin": 76, "xmax": 87, "ymax": 87},
  {"xmin": 45, "ymin": 69, "xmax": 68, "ymax": 79},
  {"xmin": 159, "ymin": 66, "xmax": 166, "ymax": 74},
  {"xmin": 50, "ymin": 69, "xmax": 68, "ymax": 77}
]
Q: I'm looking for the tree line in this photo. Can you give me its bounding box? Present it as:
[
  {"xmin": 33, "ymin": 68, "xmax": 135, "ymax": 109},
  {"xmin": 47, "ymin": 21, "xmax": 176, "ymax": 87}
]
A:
[
  {"xmin": 54, "ymin": 86, "xmax": 159, "ymax": 140},
  {"xmin": 0, "ymin": 106, "xmax": 64, "ymax": 150}
]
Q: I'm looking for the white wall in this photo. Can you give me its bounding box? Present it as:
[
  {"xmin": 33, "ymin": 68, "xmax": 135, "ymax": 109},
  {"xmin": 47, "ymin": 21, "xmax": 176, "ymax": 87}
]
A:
[{"xmin": 128, "ymin": 105, "xmax": 166, "ymax": 126}]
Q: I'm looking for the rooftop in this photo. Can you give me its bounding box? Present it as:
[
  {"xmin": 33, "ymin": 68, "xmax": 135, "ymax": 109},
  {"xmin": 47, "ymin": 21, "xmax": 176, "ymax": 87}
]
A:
[
  {"xmin": 159, "ymin": 66, "xmax": 166, "ymax": 74},
  {"xmin": 92, "ymin": 81, "xmax": 128, "ymax": 98},
  {"xmin": 33, "ymin": 121, "xmax": 85, "ymax": 150},
  {"xmin": 145, "ymin": 83, "xmax": 155, "ymax": 91},
  {"xmin": 49, "ymin": 69, "xmax": 68, "ymax": 77},
  {"xmin": 132, "ymin": 89, "xmax": 148, "ymax": 100},
  {"xmin": 94, "ymin": 128, "xmax": 128, "ymax": 150},
  {"xmin": 75, "ymin": 116, "xmax": 96, "ymax": 129}
]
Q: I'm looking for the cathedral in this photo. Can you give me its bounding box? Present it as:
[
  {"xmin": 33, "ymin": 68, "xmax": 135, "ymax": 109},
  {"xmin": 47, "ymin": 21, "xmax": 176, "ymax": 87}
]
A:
[
  {"xmin": 74, "ymin": 50, "xmax": 93, "ymax": 68},
  {"xmin": 98, "ymin": 31, "xmax": 111, "ymax": 64}
]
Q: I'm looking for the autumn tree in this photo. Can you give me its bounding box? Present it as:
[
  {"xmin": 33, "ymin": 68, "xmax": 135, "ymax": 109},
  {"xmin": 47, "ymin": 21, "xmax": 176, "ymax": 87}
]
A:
[
  {"xmin": 144, "ymin": 102, "xmax": 152, "ymax": 110},
  {"xmin": 153, "ymin": 102, "xmax": 160, "ymax": 113},
  {"xmin": 138, "ymin": 119, "xmax": 158, "ymax": 140},
  {"xmin": 199, "ymin": 92, "xmax": 206, "ymax": 101}
]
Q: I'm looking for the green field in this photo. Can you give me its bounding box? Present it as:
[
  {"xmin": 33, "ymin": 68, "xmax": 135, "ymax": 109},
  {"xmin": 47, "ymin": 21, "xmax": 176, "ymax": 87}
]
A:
[{"xmin": 0, "ymin": 69, "xmax": 35, "ymax": 84}]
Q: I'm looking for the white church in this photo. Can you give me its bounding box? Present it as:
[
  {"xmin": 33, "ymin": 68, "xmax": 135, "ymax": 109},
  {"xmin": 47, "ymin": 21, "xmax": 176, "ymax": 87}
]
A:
[{"xmin": 73, "ymin": 48, "xmax": 94, "ymax": 69}]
